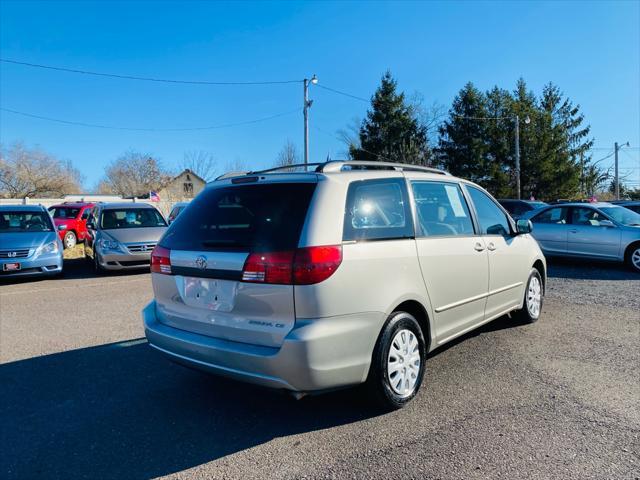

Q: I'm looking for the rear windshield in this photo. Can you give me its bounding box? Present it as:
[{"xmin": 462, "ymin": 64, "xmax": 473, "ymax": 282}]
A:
[
  {"xmin": 100, "ymin": 208, "xmax": 167, "ymax": 229},
  {"xmin": 49, "ymin": 207, "xmax": 80, "ymax": 219},
  {"xmin": 161, "ymin": 182, "xmax": 316, "ymax": 252},
  {"xmin": 0, "ymin": 211, "xmax": 54, "ymax": 233}
]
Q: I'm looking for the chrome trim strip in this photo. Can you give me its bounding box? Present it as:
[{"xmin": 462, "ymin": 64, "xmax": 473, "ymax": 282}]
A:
[{"xmin": 434, "ymin": 282, "xmax": 523, "ymax": 313}]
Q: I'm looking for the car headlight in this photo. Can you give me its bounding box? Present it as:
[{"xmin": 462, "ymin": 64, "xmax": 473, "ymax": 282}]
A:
[
  {"xmin": 100, "ymin": 239, "xmax": 122, "ymax": 251},
  {"xmin": 36, "ymin": 241, "xmax": 60, "ymax": 256}
]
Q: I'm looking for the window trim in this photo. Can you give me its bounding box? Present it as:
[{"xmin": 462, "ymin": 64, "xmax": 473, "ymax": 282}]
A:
[
  {"xmin": 463, "ymin": 184, "xmax": 515, "ymax": 237},
  {"xmin": 342, "ymin": 177, "xmax": 415, "ymax": 242},
  {"xmin": 408, "ymin": 179, "xmax": 478, "ymax": 239}
]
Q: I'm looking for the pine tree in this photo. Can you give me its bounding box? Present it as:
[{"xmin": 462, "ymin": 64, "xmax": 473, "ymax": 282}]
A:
[
  {"xmin": 437, "ymin": 82, "xmax": 491, "ymax": 183},
  {"xmin": 350, "ymin": 71, "xmax": 429, "ymax": 164}
]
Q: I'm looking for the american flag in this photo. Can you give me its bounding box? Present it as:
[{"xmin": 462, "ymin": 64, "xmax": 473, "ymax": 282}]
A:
[{"xmin": 149, "ymin": 191, "xmax": 160, "ymax": 202}]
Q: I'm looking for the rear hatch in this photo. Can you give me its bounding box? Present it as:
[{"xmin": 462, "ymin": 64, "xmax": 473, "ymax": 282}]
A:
[{"xmin": 152, "ymin": 178, "xmax": 317, "ymax": 348}]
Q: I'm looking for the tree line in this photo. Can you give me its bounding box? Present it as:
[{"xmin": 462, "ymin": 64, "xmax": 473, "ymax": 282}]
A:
[{"xmin": 345, "ymin": 72, "xmax": 634, "ymax": 201}]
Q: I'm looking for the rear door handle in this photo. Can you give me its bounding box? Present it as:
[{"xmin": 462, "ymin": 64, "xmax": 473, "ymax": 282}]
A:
[
  {"xmin": 474, "ymin": 242, "xmax": 485, "ymax": 252},
  {"xmin": 487, "ymin": 242, "xmax": 496, "ymax": 251}
]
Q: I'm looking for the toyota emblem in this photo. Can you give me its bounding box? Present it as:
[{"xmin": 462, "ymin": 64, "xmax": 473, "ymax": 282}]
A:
[{"xmin": 195, "ymin": 255, "xmax": 207, "ymax": 270}]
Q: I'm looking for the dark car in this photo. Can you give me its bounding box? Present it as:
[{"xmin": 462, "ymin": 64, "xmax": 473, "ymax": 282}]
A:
[
  {"xmin": 498, "ymin": 199, "xmax": 548, "ymax": 219},
  {"xmin": 611, "ymin": 200, "xmax": 640, "ymax": 214}
]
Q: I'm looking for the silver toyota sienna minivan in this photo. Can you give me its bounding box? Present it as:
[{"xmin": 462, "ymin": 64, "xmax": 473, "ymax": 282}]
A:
[{"xmin": 143, "ymin": 161, "xmax": 546, "ymax": 409}]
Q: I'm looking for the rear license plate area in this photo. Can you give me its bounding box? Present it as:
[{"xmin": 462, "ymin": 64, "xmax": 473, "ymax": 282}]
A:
[{"xmin": 180, "ymin": 276, "xmax": 236, "ymax": 312}]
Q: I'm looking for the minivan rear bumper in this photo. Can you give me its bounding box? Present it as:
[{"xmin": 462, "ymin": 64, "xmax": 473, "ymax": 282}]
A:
[{"xmin": 143, "ymin": 301, "xmax": 385, "ymax": 392}]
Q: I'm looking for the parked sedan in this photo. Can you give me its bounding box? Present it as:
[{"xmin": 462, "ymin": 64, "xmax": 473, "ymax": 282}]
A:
[
  {"xmin": 84, "ymin": 203, "xmax": 167, "ymax": 273},
  {"xmin": 611, "ymin": 200, "xmax": 640, "ymax": 214},
  {"xmin": 0, "ymin": 205, "xmax": 63, "ymax": 278},
  {"xmin": 498, "ymin": 199, "xmax": 548, "ymax": 219},
  {"xmin": 167, "ymin": 202, "xmax": 189, "ymax": 224},
  {"xmin": 523, "ymin": 202, "xmax": 640, "ymax": 272}
]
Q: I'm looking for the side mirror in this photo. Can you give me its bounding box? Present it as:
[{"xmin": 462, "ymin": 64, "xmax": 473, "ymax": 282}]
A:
[
  {"xmin": 599, "ymin": 220, "xmax": 615, "ymax": 228},
  {"xmin": 516, "ymin": 219, "xmax": 533, "ymax": 234},
  {"xmin": 86, "ymin": 221, "xmax": 95, "ymax": 230}
]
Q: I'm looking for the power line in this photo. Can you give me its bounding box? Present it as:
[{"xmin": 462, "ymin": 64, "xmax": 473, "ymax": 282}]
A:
[
  {"xmin": 316, "ymin": 84, "xmax": 369, "ymax": 103},
  {"xmin": 0, "ymin": 107, "xmax": 301, "ymax": 132},
  {"xmin": 0, "ymin": 58, "xmax": 302, "ymax": 85}
]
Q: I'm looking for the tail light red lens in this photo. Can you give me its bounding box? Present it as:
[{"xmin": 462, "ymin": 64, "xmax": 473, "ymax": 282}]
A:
[
  {"xmin": 241, "ymin": 245, "xmax": 342, "ymax": 285},
  {"xmin": 293, "ymin": 245, "xmax": 342, "ymax": 285},
  {"xmin": 151, "ymin": 245, "xmax": 172, "ymax": 274},
  {"xmin": 242, "ymin": 251, "xmax": 295, "ymax": 284}
]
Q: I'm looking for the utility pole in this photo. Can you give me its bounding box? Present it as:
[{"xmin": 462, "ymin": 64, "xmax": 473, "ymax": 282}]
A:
[
  {"xmin": 614, "ymin": 142, "xmax": 619, "ymax": 200},
  {"xmin": 514, "ymin": 115, "xmax": 521, "ymax": 200},
  {"xmin": 614, "ymin": 141, "xmax": 630, "ymax": 200},
  {"xmin": 303, "ymin": 74, "xmax": 317, "ymax": 169}
]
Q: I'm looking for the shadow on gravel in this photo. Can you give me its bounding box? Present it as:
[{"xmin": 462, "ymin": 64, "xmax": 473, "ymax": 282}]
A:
[
  {"xmin": 0, "ymin": 340, "xmax": 382, "ymax": 479},
  {"xmin": 546, "ymin": 257, "xmax": 636, "ymax": 281}
]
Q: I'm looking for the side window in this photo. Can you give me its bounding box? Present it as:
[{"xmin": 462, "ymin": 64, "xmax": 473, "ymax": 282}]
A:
[
  {"xmin": 571, "ymin": 207, "xmax": 605, "ymax": 226},
  {"xmin": 467, "ymin": 186, "xmax": 511, "ymax": 236},
  {"xmin": 343, "ymin": 178, "xmax": 413, "ymax": 241},
  {"xmin": 411, "ymin": 181, "xmax": 475, "ymax": 237},
  {"xmin": 532, "ymin": 207, "xmax": 568, "ymax": 224},
  {"xmin": 81, "ymin": 209, "xmax": 91, "ymax": 220}
]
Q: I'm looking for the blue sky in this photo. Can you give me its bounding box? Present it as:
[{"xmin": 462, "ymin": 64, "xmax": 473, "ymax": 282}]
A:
[{"xmin": 1, "ymin": 0, "xmax": 639, "ymax": 189}]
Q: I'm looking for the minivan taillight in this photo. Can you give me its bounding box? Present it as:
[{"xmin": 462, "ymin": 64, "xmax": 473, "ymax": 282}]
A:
[
  {"xmin": 241, "ymin": 245, "xmax": 342, "ymax": 285},
  {"xmin": 293, "ymin": 245, "xmax": 342, "ymax": 285},
  {"xmin": 151, "ymin": 245, "xmax": 172, "ymax": 274}
]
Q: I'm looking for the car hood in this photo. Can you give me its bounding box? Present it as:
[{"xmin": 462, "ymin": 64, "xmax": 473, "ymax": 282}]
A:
[
  {"xmin": 0, "ymin": 231, "xmax": 58, "ymax": 250},
  {"xmin": 102, "ymin": 227, "xmax": 167, "ymax": 244}
]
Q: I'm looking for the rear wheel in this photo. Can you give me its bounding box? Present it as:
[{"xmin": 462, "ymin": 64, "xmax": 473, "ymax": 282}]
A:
[
  {"xmin": 366, "ymin": 311, "xmax": 426, "ymax": 410},
  {"xmin": 63, "ymin": 231, "xmax": 77, "ymax": 249},
  {"xmin": 625, "ymin": 244, "xmax": 640, "ymax": 273},
  {"xmin": 514, "ymin": 268, "xmax": 543, "ymax": 323}
]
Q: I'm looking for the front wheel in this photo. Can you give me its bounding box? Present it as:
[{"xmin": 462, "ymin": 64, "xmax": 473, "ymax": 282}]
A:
[
  {"xmin": 366, "ymin": 311, "xmax": 426, "ymax": 410},
  {"xmin": 63, "ymin": 231, "xmax": 77, "ymax": 249},
  {"xmin": 625, "ymin": 244, "xmax": 640, "ymax": 273},
  {"xmin": 514, "ymin": 268, "xmax": 543, "ymax": 323}
]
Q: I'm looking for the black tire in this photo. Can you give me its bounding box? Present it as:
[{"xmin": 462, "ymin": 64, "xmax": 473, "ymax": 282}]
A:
[
  {"xmin": 93, "ymin": 251, "xmax": 104, "ymax": 275},
  {"xmin": 63, "ymin": 231, "xmax": 77, "ymax": 249},
  {"xmin": 513, "ymin": 268, "xmax": 544, "ymax": 324},
  {"xmin": 625, "ymin": 243, "xmax": 640, "ymax": 273},
  {"xmin": 365, "ymin": 311, "xmax": 426, "ymax": 411}
]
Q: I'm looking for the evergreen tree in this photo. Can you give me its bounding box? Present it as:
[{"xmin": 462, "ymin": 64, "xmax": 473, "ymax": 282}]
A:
[
  {"xmin": 437, "ymin": 82, "xmax": 491, "ymax": 183},
  {"xmin": 350, "ymin": 71, "xmax": 429, "ymax": 164}
]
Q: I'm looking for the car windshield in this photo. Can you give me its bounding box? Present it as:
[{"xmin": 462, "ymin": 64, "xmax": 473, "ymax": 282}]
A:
[
  {"xmin": 100, "ymin": 208, "xmax": 167, "ymax": 229},
  {"xmin": 49, "ymin": 207, "xmax": 81, "ymax": 219},
  {"xmin": 0, "ymin": 211, "xmax": 54, "ymax": 233},
  {"xmin": 600, "ymin": 206, "xmax": 640, "ymax": 226}
]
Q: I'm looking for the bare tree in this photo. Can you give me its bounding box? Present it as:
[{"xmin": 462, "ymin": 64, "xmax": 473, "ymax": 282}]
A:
[
  {"xmin": 0, "ymin": 142, "xmax": 83, "ymax": 198},
  {"xmin": 337, "ymin": 117, "xmax": 362, "ymax": 158},
  {"xmin": 180, "ymin": 150, "xmax": 218, "ymax": 181},
  {"xmin": 224, "ymin": 158, "xmax": 249, "ymax": 174},
  {"xmin": 101, "ymin": 150, "xmax": 171, "ymax": 198},
  {"xmin": 276, "ymin": 139, "xmax": 300, "ymax": 167}
]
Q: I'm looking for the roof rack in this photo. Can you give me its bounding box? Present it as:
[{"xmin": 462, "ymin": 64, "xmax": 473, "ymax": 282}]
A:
[
  {"xmin": 214, "ymin": 160, "xmax": 449, "ymax": 181},
  {"xmin": 319, "ymin": 160, "xmax": 449, "ymax": 175}
]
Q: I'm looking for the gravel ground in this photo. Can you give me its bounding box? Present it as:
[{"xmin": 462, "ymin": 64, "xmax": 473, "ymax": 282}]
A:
[{"xmin": 0, "ymin": 257, "xmax": 638, "ymax": 479}]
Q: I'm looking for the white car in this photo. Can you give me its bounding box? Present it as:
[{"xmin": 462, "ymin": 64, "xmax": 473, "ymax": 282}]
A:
[{"xmin": 143, "ymin": 161, "xmax": 546, "ymax": 409}]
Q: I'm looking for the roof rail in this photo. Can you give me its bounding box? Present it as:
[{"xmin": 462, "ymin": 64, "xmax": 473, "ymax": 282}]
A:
[
  {"xmin": 319, "ymin": 160, "xmax": 449, "ymax": 175},
  {"xmin": 214, "ymin": 171, "xmax": 250, "ymax": 181},
  {"xmin": 214, "ymin": 160, "xmax": 449, "ymax": 181}
]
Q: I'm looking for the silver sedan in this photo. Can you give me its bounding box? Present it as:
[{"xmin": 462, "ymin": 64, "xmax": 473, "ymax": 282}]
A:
[{"xmin": 523, "ymin": 202, "xmax": 640, "ymax": 272}]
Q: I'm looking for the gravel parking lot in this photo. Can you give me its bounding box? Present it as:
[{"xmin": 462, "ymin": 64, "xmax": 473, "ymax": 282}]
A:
[{"xmin": 1, "ymin": 256, "xmax": 638, "ymax": 479}]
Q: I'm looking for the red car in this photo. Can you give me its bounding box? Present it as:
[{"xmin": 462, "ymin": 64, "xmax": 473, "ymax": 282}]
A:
[{"xmin": 48, "ymin": 202, "xmax": 95, "ymax": 249}]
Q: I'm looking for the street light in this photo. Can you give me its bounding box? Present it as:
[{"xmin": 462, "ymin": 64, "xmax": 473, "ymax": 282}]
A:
[
  {"xmin": 303, "ymin": 74, "xmax": 318, "ymax": 168},
  {"xmin": 614, "ymin": 141, "xmax": 630, "ymax": 200}
]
